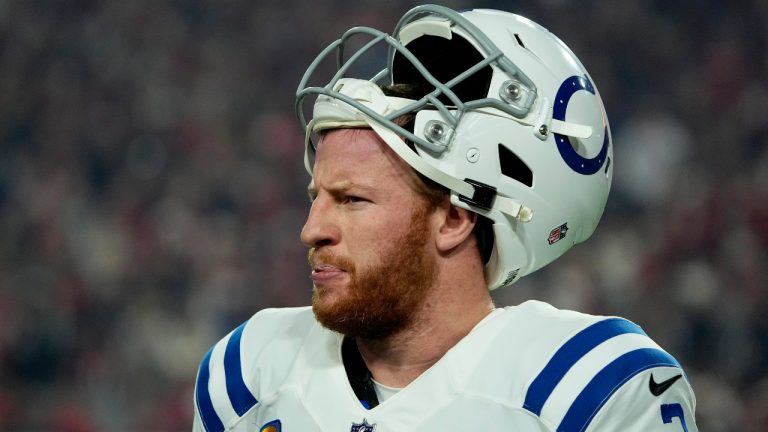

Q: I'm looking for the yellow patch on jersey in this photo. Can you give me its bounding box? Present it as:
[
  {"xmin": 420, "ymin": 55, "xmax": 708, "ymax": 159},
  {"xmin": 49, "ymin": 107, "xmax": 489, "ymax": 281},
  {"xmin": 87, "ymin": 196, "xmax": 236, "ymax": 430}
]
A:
[{"xmin": 260, "ymin": 420, "xmax": 281, "ymax": 432}]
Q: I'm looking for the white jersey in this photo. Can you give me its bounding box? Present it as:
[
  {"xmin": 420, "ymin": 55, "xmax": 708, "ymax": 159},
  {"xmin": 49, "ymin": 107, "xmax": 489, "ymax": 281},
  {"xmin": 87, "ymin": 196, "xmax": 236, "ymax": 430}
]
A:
[{"xmin": 193, "ymin": 301, "xmax": 697, "ymax": 432}]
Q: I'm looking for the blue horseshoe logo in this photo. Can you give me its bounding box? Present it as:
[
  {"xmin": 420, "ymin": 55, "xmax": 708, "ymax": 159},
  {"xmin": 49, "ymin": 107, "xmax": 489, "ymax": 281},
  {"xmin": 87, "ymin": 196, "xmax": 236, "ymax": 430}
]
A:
[{"xmin": 552, "ymin": 75, "xmax": 610, "ymax": 175}]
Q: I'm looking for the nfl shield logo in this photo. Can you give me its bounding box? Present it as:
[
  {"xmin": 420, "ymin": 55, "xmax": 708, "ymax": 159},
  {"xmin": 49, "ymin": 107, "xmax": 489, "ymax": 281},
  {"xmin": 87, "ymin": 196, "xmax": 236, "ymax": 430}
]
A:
[
  {"xmin": 547, "ymin": 222, "xmax": 569, "ymax": 245},
  {"xmin": 350, "ymin": 419, "xmax": 376, "ymax": 432}
]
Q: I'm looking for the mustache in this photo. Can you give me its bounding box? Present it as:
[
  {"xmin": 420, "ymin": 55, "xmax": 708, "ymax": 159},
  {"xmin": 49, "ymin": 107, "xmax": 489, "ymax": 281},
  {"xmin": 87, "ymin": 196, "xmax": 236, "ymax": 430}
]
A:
[{"xmin": 307, "ymin": 248, "xmax": 356, "ymax": 272}]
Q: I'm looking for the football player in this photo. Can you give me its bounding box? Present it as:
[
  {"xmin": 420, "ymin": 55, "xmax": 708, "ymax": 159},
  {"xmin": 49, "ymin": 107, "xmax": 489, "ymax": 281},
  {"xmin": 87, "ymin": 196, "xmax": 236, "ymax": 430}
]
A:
[{"xmin": 193, "ymin": 5, "xmax": 697, "ymax": 431}]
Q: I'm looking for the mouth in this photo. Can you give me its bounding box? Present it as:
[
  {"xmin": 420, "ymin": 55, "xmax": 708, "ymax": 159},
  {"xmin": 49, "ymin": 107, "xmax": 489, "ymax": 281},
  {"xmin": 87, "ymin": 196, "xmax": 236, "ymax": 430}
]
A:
[{"xmin": 310, "ymin": 263, "xmax": 347, "ymax": 282}]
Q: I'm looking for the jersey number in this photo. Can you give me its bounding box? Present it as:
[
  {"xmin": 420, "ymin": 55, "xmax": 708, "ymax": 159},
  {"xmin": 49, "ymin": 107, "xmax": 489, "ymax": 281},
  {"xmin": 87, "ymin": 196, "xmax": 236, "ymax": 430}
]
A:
[{"xmin": 660, "ymin": 403, "xmax": 688, "ymax": 432}]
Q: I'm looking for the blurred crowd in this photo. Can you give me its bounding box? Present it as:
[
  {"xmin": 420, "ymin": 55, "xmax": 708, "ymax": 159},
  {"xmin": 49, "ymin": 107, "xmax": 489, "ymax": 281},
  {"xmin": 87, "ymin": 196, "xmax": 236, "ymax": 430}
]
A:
[{"xmin": 0, "ymin": 0, "xmax": 766, "ymax": 430}]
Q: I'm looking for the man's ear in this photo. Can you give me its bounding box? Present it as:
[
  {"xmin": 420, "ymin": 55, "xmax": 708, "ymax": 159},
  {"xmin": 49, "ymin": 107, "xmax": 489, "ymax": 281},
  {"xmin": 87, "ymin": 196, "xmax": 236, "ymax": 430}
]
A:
[{"xmin": 435, "ymin": 201, "xmax": 477, "ymax": 253}]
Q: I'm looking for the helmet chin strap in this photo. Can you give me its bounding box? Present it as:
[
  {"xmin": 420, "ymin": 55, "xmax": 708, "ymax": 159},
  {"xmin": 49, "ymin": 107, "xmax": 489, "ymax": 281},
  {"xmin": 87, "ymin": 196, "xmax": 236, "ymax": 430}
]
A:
[{"xmin": 366, "ymin": 118, "xmax": 533, "ymax": 223}]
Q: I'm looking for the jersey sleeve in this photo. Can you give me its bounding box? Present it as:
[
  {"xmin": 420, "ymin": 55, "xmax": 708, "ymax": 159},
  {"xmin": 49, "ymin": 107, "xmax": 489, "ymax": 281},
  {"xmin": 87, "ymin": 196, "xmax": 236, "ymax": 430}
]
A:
[
  {"xmin": 521, "ymin": 314, "xmax": 698, "ymax": 432},
  {"xmin": 586, "ymin": 366, "xmax": 697, "ymax": 432},
  {"xmin": 193, "ymin": 321, "xmax": 259, "ymax": 432},
  {"xmin": 192, "ymin": 405, "xmax": 206, "ymax": 432},
  {"xmin": 192, "ymin": 307, "xmax": 314, "ymax": 432}
]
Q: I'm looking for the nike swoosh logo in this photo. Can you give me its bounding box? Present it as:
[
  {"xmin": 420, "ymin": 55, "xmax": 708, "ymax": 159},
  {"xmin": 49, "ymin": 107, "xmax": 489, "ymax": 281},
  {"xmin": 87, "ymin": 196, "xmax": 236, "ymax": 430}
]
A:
[{"xmin": 649, "ymin": 373, "xmax": 683, "ymax": 396}]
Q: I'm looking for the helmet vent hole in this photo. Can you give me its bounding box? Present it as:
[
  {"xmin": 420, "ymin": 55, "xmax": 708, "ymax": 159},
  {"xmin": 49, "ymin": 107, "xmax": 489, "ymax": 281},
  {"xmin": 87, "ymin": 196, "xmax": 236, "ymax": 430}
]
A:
[
  {"xmin": 498, "ymin": 144, "xmax": 533, "ymax": 187},
  {"xmin": 514, "ymin": 33, "xmax": 525, "ymax": 48}
]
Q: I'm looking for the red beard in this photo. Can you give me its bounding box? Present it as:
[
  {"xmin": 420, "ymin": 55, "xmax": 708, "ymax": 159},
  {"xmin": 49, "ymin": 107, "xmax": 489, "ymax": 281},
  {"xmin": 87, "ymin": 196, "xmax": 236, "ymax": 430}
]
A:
[{"xmin": 309, "ymin": 204, "xmax": 436, "ymax": 340}]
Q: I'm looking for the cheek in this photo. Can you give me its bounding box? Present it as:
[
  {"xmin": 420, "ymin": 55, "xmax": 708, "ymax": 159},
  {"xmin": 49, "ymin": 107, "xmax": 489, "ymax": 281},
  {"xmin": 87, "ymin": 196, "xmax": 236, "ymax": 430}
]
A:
[
  {"xmin": 341, "ymin": 194, "xmax": 433, "ymax": 253},
  {"xmin": 365, "ymin": 212, "xmax": 427, "ymax": 250},
  {"xmin": 344, "ymin": 224, "xmax": 385, "ymax": 261},
  {"xmin": 344, "ymin": 215, "xmax": 408, "ymax": 256}
]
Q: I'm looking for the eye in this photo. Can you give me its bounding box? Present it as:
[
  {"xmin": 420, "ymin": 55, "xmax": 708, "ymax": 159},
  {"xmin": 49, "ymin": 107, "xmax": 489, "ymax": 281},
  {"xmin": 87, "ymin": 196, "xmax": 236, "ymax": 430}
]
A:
[{"xmin": 345, "ymin": 195, "xmax": 366, "ymax": 204}]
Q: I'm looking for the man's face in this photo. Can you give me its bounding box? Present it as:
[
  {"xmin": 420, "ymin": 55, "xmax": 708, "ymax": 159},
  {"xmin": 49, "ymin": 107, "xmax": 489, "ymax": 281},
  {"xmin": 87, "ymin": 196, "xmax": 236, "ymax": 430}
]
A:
[{"xmin": 300, "ymin": 128, "xmax": 438, "ymax": 339}]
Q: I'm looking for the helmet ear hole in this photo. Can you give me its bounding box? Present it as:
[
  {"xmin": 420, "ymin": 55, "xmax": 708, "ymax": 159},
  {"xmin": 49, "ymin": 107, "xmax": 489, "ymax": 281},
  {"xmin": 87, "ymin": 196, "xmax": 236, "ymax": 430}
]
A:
[
  {"xmin": 498, "ymin": 144, "xmax": 533, "ymax": 187},
  {"xmin": 392, "ymin": 35, "xmax": 492, "ymax": 103}
]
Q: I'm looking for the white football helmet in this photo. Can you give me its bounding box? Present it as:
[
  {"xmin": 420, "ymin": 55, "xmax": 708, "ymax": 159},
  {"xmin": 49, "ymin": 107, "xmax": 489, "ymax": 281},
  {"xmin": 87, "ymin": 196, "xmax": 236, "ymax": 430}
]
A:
[{"xmin": 296, "ymin": 5, "xmax": 612, "ymax": 289}]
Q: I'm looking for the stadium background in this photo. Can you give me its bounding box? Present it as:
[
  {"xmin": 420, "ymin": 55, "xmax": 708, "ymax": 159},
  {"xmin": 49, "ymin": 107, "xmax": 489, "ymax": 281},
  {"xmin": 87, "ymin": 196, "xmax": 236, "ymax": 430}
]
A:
[{"xmin": 1, "ymin": 0, "xmax": 766, "ymax": 430}]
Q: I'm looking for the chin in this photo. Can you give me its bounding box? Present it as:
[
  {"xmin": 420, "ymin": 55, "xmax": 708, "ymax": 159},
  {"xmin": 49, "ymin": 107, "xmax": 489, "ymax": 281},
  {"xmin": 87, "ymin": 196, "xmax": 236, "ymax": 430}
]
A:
[{"xmin": 312, "ymin": 285, "xmax": 347, "ymax": 309}]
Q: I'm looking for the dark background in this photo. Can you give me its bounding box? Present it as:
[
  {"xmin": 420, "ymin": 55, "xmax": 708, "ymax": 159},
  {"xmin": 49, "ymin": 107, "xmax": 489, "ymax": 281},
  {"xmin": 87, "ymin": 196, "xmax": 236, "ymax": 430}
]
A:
[{"xmin": 0, "ymin": 0, "xmax": 766, "ymax": 430}]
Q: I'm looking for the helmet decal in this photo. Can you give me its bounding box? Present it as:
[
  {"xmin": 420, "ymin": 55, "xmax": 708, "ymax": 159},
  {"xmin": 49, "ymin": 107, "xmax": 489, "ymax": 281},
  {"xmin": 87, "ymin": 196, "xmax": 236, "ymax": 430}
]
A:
[
  {"xmin": 547, "ymin": 223, "xmax": 569, "ymax": 245},
  {"xmin": 553, "ymin": 75, "xmax": 610, "ymax": 175}
]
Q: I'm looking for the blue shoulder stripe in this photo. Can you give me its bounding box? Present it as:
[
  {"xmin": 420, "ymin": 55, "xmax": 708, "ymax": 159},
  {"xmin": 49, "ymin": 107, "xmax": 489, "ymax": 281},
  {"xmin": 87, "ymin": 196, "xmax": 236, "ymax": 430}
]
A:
[
  {"xmin": 523, "ymin": 318, "xmax": 645, "ymax": 416},
  {"xmin": 196, "ymin": 347, "xmax": 225, "ymax": 432},
  {"xmin": 224, "ymin": 322, "xmax": 259, "ymax": 416},
  {"xmin": 557, "ymin": 347, "xmax": 681, "ymax": 432},
  {"xmin": 195, "ymin": 322, "xmax": 259, "ymax": 432}
]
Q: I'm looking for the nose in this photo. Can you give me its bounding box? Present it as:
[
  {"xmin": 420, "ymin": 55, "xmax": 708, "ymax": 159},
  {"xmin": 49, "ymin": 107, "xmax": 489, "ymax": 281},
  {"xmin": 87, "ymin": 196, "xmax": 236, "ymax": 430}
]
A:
[{"xmin": 300, "ymin": 194, "xmax": 339, "ymax": 249}]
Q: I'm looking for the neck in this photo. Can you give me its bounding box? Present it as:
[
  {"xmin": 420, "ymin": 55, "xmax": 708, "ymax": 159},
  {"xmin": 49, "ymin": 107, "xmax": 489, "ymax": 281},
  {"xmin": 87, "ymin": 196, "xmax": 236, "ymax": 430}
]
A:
[{"xmin": 355, "ymin": 270, "xmax": 494, "ymax": 388}]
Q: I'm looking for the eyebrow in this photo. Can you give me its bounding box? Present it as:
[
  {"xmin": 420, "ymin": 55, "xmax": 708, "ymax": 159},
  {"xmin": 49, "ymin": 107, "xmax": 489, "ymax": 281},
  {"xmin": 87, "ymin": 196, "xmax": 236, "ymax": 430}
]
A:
[{"xmin": 307, "ymin": 180, "xmax": 375, "ymax": 200}]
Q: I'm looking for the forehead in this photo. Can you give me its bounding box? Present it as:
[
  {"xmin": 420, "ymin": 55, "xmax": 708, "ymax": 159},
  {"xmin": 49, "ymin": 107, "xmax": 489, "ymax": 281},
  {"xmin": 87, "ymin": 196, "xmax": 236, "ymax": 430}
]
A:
[{"xmin": 313, "ymin": 128, "xmax": 418, "ymax": 189}]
